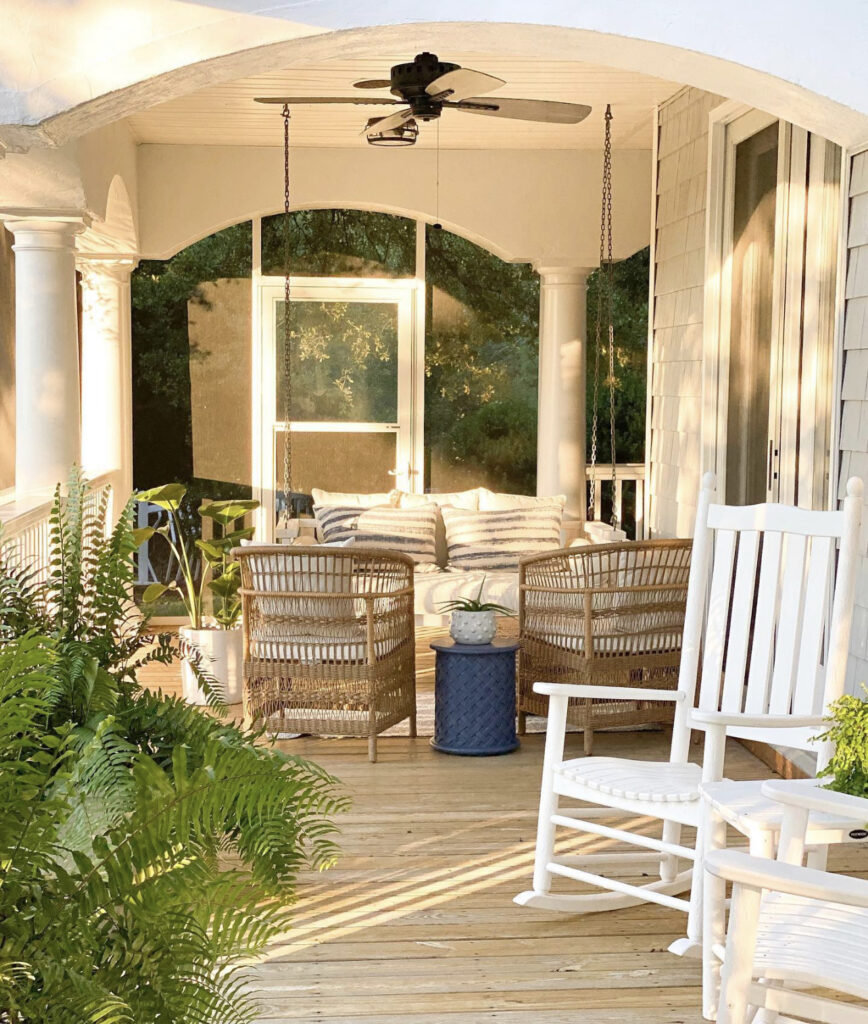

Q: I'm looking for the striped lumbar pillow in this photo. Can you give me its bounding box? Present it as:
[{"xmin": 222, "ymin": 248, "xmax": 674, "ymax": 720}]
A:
[
  {"xmin": 314, "ymin": 504, "xmax": 438, "ymax": 564},
  {"xmin": 441, "ymin": 505, "xmax": 563, "ymax": 571}
]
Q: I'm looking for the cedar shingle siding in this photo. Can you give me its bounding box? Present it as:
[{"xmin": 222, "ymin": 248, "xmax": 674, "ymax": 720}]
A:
[
  {"xmin": 648, "ymin": 88, "xmax": 722, "ymax": 538},
  {"xmin": 840, "ymin": 150, "xmax": 868, "ymax": 694}
]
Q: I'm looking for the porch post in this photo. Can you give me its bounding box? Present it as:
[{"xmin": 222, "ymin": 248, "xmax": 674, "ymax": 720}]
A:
[
  {"xmin": 4, "ymin": 216, "xmax": 86, "ymax": 498},
  {"xmin": 78, "ymin": 256, "xmax": 137, "ymax": 508},
  {"xmin": 535, "ymin": 266, "xmax": 591, "ymax": 519}
]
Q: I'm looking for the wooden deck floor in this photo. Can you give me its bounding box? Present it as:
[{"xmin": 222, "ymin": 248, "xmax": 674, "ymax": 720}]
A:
[
  {"xmin": 247, "ymin": 730, "xmax": 754, "ymax": 1024},
  {"xmin": 139, "ymin": 633, "xmax": 859, "ymax": 1023}
]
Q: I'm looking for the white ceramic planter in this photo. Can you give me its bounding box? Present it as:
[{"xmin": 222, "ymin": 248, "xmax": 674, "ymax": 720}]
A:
[
  {"xmin": 179, "ymin": 625, "xmax": 243, "ymax": 705},
  {"xmin": 450, "ymin": 610, "xmax": 497, "ymax": 645}
]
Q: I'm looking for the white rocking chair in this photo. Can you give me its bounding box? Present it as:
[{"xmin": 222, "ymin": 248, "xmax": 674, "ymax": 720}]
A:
[
  {"xmin": 515, "ymin": 473, "xmax": 863, "ymax": 933},
  {"xmin": 708, "ymin": 779, "xmax": 868, "ymax": 1024}
]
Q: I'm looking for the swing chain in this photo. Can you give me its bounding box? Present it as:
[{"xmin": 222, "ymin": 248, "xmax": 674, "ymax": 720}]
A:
[
  {"xmin": 588, "ymin": 104, "xmax": 618, "ymax": 528},
  {"xmin": 279, "ymin": 104, "xmax": 293, "ymax": 526}
]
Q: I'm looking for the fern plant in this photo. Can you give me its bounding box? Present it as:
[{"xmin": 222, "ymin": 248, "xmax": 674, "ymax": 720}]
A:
[
  {"xmin": 0, "ymin": 469, "xmax": 348, "ymax": 1023},
  {"xmin": 817, "ymin": 687, "xmax": 868, "ymax": 799}
]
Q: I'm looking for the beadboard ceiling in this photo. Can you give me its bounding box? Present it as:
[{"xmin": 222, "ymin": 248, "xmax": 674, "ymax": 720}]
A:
[{"xmin": 127, "ymin": 56, "xmax": 680, "ymax": 150}]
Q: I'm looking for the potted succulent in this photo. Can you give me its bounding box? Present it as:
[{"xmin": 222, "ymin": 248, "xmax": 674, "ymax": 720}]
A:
[
  {"xmin": 439, "ymin": 579, "xmax": 513, "ymax": 645},
  {"xmin": 136, "ymin": 484, "xmax": 258, "ymax": 704}
]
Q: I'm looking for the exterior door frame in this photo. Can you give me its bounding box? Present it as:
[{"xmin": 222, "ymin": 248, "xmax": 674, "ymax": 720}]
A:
[
  {"xmin": 253, "ymin": 275, "xmax": 423, "ymax": 541},
  {"xmin": 702, "ymin": 101, "xmax": 789, "ymax": 504}
]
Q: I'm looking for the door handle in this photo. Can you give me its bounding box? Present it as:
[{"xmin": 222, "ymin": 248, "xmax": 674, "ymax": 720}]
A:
[{"xmin": 767, "ymin": 439, "xmax": 778, "ymax": 491}]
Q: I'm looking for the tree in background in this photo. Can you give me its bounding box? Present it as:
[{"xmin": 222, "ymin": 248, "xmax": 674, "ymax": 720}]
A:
[
  {"xmin": 424, "ymin": 227, "xmax": 540, "ymax": 495},
  {"xmin": 585, "ymin": 247, "xmax": 650, "ymax": 467}
]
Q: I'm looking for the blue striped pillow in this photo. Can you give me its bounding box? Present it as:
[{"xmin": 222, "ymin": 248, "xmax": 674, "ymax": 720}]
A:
[
  {"xmin": 314, "ymin": 504, "xmax": 438, "ymax": 564},
  {"xmin": 441, "ymin": 505, "xmax": 563, "ymax": 571}
]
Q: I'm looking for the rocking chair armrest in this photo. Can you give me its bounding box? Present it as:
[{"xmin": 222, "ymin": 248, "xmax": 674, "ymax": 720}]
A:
[
  {"xmin": 532, "ymin": 682, "xmax": 686, "ymax": 703},
  {"xmin": 691, "ymin": 710, "xmax": 824, "ymax": 729},
  {"xmin": 761, "ymin": 779, "xmax": 868, "ymax": 821},
  {"xmin": 705, "ymin": 849, "xmax": 868, "ymax": 908}
]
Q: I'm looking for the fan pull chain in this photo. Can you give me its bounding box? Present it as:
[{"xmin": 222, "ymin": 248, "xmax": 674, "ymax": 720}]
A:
[
  {"xmin": 278, "ymin": 103, "xmax": 294, "ymax": 528},
  {"xmin": 588, "ymin": 104, "xmax": 618, "ymax": 527}
]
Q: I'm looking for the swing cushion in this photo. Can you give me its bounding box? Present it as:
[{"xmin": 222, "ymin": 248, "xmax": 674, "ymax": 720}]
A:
[
  {"xmin": 314, "ymin": 504, "xmax": 438, "ymax": 564},
  {"xmin": 478, "ymin": 489, "xmax": 567, "ymax": 512},
  {"xmin": 441, "ymin": 504, "xmax": 563, "ymax": 572},
  {"xmin": 310, "ymin": 488, "xmax": 398, "ymax": 508}
]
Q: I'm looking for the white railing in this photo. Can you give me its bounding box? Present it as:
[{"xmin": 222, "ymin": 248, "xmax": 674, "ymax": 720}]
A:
[
  {"xmin": 585, "ymin": 463, "xmax": 646, "ymax": 539},
  {"xmin": 0, "ymin": 473, "xmax": 118, "ymax": 585}
]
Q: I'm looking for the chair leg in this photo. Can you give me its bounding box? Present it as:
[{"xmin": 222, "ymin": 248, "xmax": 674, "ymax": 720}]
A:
[
  {"xmin": 660, "ymin": 820, "xmax": 682, "ymax": 883},
  {"xmin": 409, "ymin": 712, "xmax": 417, "ymax": 738},
  {"xmin": 717, "ymin": 882, "xmax": 762, "ymax": 1024},
  {"xmin": 517, "ymin": 710, "xmax": 527, "ymax": 735},
  {"xmin": 368, "ymin": 732, "xmax": 377, "ymax": 763},
  {"xmin": 583, "ymin": 727, "xmax": 594, "ymax": 756}
]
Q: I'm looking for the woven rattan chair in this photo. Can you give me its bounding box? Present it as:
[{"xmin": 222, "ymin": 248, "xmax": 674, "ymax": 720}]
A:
[
  {"xmin": 234, "ymin": 546, "xmax": 416, "ymax": 762},
  {"xmin": 518, "ymin": 539, "xmax": 693, "ymax": 754}
]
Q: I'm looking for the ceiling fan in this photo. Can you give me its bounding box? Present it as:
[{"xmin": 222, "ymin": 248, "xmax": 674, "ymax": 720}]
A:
[{"xmin": 255, "ymin": 52, "xmax": 592, "ymax": 144}]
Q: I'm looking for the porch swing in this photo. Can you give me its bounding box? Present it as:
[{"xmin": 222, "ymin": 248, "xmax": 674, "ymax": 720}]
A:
[{"xmin": 516, "ymin": 105, "xmax": 692, "ymax": 753}]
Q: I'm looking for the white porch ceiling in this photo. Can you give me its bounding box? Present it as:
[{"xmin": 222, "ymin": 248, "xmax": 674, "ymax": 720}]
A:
[{"xmin": 127, "ymin": 56, "xmax": 680, "ymax": 150}]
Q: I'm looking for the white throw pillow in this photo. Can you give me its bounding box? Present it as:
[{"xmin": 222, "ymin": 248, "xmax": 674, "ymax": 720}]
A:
[
  {"xmin": 477, "ymin": 488, "xmax": 567, "ymax": 512},
  {"xmin": 394, "ymin": 490, "xmax": 481, "ymax": 566},
  {"xmin": 314, "ymin": 504, "xmax": 438, "ymax": 564},
  {"xmin": 441, "ymin": 505, "xmax": 563, "ymax": 572},
  {"xmin": 396, "ymin": 488, "xmax": 480, "ymax": 511},
  {"xmin": 310, "ymin": 488, "xmax": 399, "ymax": 508}
]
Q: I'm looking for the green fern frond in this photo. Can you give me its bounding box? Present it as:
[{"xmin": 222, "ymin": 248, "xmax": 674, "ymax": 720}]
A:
[{"xmin": 0, "ymin": 469, "xmax": 346, "ymax": 1023}]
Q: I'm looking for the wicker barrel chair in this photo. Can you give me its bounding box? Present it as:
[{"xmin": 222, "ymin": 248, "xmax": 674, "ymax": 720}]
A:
[
  {"xmin": 234, "ymin": 546, "xmax": 416, "ymax": 762},
  {"xmin": 518, "ymin": 539, "xmax": 692, "ymax": 755}
]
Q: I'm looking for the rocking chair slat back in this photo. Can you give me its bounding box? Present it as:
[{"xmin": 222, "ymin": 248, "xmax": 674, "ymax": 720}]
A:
[
  {"xmin": 689, "ymin": 480, "xmax": 863, "ymax": 758},
  {"xmin": 743, "ymin": 529, "xmax": 783, "ymax": 713},
  {"xmin": 719, "ymin": 529, "xmax": 760, "ymax": 713},
  {"xmin": 696, "ymin": 528, "xmax": 737, "ymax": 713},
  {"xmin": 767, "ymin": 531, "xmax": 809, "ymax": 715}
]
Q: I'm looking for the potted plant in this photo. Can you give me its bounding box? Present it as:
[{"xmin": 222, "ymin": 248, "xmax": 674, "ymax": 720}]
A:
[
  {"xmin": 136, "ymin": 483, "xmax": 258, "ymax": 704},
  {"xmin": 817, "ymin": 687, "xmax": 868, "ymax": 800},
  {"xmin": 439, "ymin": 579, "xmax": 513, "ymax": 645}
]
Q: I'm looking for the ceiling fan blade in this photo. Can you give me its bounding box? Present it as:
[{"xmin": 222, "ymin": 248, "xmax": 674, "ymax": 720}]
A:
[
  {"xmin": 353, "ymin": 79, "xmax": 392, "ymax": 90},
  {"xmin": 254, "ymin": 96, "xmax": 401, "ymax": 106},
  {"xmin": 362, "ymin": 108, "xmax": 414, "ymax": 137},
  {"xmin": 453, "ymin": 97, "xmax": 592, "ymax": 124},
  {"xmin": 426, "ymin": 68, "xmax": 505, "ymax": 101}
]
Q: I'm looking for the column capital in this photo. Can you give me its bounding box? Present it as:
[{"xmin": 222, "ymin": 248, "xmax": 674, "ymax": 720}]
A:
[
  {"xmin": 76, "ymin": 254, "xmax": 139, "ymax": 285},
  {"xmin": 2, "ymin": 213, "xmax": 88, "ymax": 251},
  {"xmin": 534, "ymin": 264, "xmax": 594, "ymax": 287}
]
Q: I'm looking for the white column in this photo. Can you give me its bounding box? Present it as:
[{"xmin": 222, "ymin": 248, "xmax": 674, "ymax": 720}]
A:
[
  {"xmin": 6, "ymin": 217, "xmax": 85, "ymax": 497},
  {"xmin": 535, "ymin": 266, "xmax": 591, "ymax": 519},
  {"xmin": 78, "ymin": 256, "xmax": 137, "ymax": 507}
]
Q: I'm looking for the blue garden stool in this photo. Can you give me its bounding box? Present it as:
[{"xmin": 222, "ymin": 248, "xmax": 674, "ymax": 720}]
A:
[{"xmin": 430, "ymin": 637, "xmax": 520, "ymax": 756}]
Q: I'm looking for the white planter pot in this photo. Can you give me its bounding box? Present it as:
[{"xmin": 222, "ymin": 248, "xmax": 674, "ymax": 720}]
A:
[
  {"xmin": 179, "ymin": 625, "xmax": 243, "ymax": 705},
  {"xmin": 450, "ymin": 610, "xmax": 497, "ymax": 645}
]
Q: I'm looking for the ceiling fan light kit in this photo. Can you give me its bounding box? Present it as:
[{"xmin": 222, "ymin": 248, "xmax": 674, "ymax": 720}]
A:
[
  {"xmin": 255, "ymin": 52, "xmax": 592, "ymax": 143},
  {"xmin": 364, "ymin": 116, "xmax": 419, "ymax": 147}
]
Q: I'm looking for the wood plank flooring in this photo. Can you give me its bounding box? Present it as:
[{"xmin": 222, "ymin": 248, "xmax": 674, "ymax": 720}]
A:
[{"xmin": 138, "ymin": 633, "xmax": 865, "ymax": 1023}]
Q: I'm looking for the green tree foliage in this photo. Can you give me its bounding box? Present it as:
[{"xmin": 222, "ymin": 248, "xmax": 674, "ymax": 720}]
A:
[
  {"xmin": 132, "ymin": 221, "xmax": 252, "ymax": 493},
  {"xmin": 586, "ymin": 248, "xmax": 650, "ymax": 465},
  {"xmin": 0, "ymin": 470, "xmax": 346, "ymax": 1023},
  {"xmin": 262, "ymin": 208, "xmax": 416, "ymax": 278},
  {"xmin": 425, "ymin": 227, "xmax": 540, "ymax": 494}
]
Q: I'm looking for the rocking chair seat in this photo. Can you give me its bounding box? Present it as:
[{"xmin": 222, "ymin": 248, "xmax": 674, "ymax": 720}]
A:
[
  {"xmin": 752, "ymin": 890, "xmax": 868, "ymax": 999},
  {"xmin": 557, "ymin": 756, "xmax": 702, "ymax": 804}
]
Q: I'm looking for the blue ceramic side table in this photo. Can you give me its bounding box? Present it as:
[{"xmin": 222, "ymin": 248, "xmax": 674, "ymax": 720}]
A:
[{"xmin": 430, "ymin": 637, "xmax": 520, "ymax": 755}]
